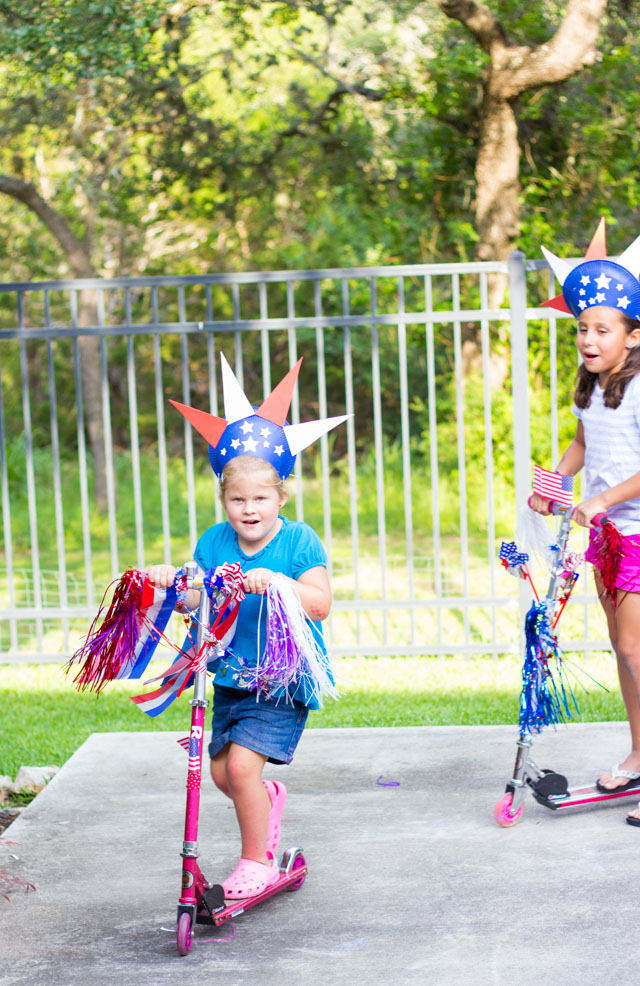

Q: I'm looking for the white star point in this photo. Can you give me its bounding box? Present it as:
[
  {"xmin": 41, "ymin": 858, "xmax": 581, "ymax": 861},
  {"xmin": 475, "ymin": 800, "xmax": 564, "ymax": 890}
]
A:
[
  {"xmin": 618, "ymin": 295, "xmax": 631, "ymax": 310},
  {"xmin": 274, "ymin": 444, "xmax": 284, "ymax": 456},
  {"xmin": 242, "ymin": 436, "xmax": 259, "ymax": 453},
  {"xmin": 240, "ymin": 420, "xmax": 254, "ymax": 435}
]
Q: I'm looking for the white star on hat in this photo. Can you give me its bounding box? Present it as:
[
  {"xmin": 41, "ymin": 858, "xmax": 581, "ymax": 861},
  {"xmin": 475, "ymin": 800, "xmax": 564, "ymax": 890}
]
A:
[
  {"xmin": 274, "ymin": 445, "xmax": 284, "ymax": 456},
  {"xmin": 243, "ymin": 436, "xmax": 258, "ymax": 452},
  {"xmin": 240, "ymin": 420, "xmax": 254, "ymax": 434},
  {"xmin": 578, "ymin": 299, "xmax": 587, "ymax": 309},
  {"xmin": 230, "ymin": 438, "xmax": 240, "ymax": 449},
  {"xmin": 581, "ymin": 275, "xmax": 591, "ymax": 285},
  {"xmin": 618, "ymin": 295, "xmax": 631, "ymax": 309},
  {"xmin": 596, "ymin": 292, "xmax": 606, "ymax": 302},
  {"xmin": 595, "ymin": 272, "xmax": 612, "ymax": 290},
  {"xmin": 260, "ymin": 427, "xmax": 271, "ymax": 438}
]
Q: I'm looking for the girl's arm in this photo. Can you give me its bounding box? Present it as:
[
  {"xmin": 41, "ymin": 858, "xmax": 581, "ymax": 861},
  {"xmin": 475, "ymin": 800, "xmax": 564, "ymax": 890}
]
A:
[
  {"xmin": 242, "ymin": 565, "xmax": 332, "ymax": 621},
  {"xmin": 573, "ymin": 471, "xmax": 640, "ymax": 527},
  {"xmin": 530, "ymin": 422, "xmax": 586, "ymax": 515}
]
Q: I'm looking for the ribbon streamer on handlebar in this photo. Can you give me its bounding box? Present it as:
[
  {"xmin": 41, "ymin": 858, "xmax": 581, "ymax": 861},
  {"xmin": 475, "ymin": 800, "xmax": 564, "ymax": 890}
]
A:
[
  {"xmin": 65, "ymin": 568, "xmax": 188, "ymax": 693},
  {"xmin": 593, "ymin": 520, "xmax": 625, "ymax": 605}
]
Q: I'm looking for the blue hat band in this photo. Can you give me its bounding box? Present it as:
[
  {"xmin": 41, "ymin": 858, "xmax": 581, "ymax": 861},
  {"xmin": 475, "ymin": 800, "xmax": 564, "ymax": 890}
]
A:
[
  {"xmin": 563, "ymin": 259, "xmax": 640, "ymax": 320},
  {"xmin": 208, "ymin": 414, "xmax": 296, "ymax": 480}
]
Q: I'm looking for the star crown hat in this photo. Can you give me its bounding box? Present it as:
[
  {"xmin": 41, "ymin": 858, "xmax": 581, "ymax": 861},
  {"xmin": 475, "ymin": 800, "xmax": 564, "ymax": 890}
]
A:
[
  {"xmin": 170, "ymin": 353, "xmax": 350, "ymax": 480},
  {"xmin": 541, "ymin": 217, "xmax": 640, "ymax": 321}
]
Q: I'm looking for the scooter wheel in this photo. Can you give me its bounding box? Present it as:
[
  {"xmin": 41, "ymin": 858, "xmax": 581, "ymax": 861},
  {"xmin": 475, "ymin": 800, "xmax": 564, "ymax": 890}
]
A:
[
  {"xmin": 494, "ymin": 792, "xmax": 524, "ymax": 828},
  {"xmin": 287, "ymin": 851, "xmax": 307, "ymax": 891},
  {"xmin": 176, "ymin": 912, "xmax": 192, "ymax": 956}
]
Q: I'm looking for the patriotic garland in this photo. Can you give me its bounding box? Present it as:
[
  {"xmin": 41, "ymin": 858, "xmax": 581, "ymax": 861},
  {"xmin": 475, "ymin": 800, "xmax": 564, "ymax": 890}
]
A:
[
  {"xmin": 500, "ymin": 464, "xmax": 583, "ymax": 736},
  {"xmin": 519, "ymin": 602, "xmax": 576, "ymax": 733}
]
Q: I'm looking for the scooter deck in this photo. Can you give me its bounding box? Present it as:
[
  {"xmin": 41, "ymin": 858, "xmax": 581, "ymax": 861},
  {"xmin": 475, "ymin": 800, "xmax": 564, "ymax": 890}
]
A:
[
  {"xmin": 196, "ymin": 856, "xmax": 308, "ymax": 927},
  {"xmin": 531, "ymin": 779, "xmax": 640, "ymax": 811}
]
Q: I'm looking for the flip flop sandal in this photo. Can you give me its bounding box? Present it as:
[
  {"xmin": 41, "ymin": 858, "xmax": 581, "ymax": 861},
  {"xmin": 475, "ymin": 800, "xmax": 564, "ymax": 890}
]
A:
[
  {"xmin": 222, "ymin": 852, "xmax": 280, "ymax": 899},
  {"xmin": 596, "ymin": 764, "xmax": 640, "ymax": 794},
  {"xmin": 626, "ymin": 801, "xmax": 640, "ymax": 828},
  {"xmin": 264, "ymin": 779, "xmax": 287, "ymax": 855}
]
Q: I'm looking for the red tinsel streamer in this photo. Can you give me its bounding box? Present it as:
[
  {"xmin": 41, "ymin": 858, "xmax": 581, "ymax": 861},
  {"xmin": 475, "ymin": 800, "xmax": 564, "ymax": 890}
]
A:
[
  {"xmin": 596, "ymin": 522, "xmax": 625, "ymax": 606},
  {"xmin": 65, "ymin": 570, "xmax": 145, "ymax": 692}
]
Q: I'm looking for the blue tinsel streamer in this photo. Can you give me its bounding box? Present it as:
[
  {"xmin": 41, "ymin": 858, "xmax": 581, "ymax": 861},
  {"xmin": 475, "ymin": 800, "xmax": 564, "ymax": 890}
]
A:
[{"xmin": 519, "ymin": 601, "xmax": 577, "ymax": 734}]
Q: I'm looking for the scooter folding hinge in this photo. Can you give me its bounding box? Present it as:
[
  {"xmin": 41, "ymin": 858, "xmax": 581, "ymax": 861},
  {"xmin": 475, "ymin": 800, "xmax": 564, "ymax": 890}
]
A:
[{"xmin": 181, "ymin": 841, "xmax": 198, "ymax": 858}]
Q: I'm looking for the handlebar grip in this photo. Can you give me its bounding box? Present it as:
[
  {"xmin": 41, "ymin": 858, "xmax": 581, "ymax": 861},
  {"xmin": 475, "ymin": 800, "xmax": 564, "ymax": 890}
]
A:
[{"xmin": 591, "ymin": 512, "xmax": 610, "ymax": 528}]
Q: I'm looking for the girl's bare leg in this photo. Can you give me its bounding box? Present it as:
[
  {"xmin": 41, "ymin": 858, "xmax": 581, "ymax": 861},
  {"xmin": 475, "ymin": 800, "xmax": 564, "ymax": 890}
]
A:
[
  {"xmin": 210, "ymin": 742, "xmax": 271, "ymax": 863},
  {"xmin": 595, "ymin": 574, "xmax": 640, "ymax": 804}
]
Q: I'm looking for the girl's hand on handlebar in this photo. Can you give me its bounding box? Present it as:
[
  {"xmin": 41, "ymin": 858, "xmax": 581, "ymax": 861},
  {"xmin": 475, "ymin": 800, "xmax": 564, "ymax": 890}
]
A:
[
  {"xmin": 571, "ymin": 495, "xmax": 609, "ymax": 529},
  {"xmin": 242, "ymin": 568, "xmax": 276, "ymax": 595},
  {"xmin": 146, "ymin": 564, "xmax": 177, "ymax": 588},
  {"xmin": 529, "ymin": 492, "xmax": 554, "ymax": 515}
]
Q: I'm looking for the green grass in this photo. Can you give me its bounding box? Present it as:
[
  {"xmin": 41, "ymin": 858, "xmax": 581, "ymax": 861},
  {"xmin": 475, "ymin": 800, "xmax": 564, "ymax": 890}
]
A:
[{"xmin": 0, "ymin": 655, "xmax": 625, "ymax": 777}]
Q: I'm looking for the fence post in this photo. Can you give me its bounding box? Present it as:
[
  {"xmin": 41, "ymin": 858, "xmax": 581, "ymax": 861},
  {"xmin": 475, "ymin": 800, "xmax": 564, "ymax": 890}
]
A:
[{"xmin": 509, "ymin": 251, "xmax": 532, "ymax": 635}]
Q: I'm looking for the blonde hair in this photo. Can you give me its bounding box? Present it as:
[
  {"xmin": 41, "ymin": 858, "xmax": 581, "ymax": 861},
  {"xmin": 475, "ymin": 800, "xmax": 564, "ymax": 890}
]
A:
[{"xmin": 218, "ymin": 455, "xmax": 288, "ymax": 504}]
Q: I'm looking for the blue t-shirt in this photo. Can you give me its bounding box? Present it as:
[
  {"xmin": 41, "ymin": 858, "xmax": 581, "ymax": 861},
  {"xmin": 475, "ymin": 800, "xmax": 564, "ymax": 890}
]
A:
[{"xmin": 193, "ymin": 516, "xmax": 329, "ymax": 708}]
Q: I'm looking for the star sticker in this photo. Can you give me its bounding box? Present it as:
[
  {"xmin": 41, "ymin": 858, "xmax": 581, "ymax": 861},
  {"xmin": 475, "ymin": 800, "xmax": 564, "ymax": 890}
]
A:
[
  {"xmin": 617, "ymin": 283, "xmax": 624, "ymax": 291},
  {"xmin": 580, "ymin": 275, "xmax": 591, "ymax": 285},
  {"xmin": 260, "ymin": 427, "xmax": 271, "ymax": 438},
  {"xmin": 240, "ymin": 420, "xmax": 254, "ymax": 434},
  {"xmin": 230, "ymin": 438, "xmax": 240, "ymax": 450},
  {"xmin": 262, "ymin": 441, "xmax": 270, "ymax": 449},
  {"xmin": 596, "ymin": 292, "xmax": 606, "ymax": 303},
  {"xmin": 578, "ymin": 300, "xmax": 587, "ymax": 309},
  {"xmin": 617, "ymin": 295, "xmax": 631, "ymax": 309},
  {"xmin": 588, "ymin": 297, "xmax": 596, "ymax": 305},
  {"xmin": 595, "ymin": 272, "xmax": 611, "ymax": 290},
  {"xmin": 243, "ymin": 436, "xmax": 258, "ymax": 452},
  {"xmin": 579, "ymin": 288, "xmax": 586, "ymax": 295},
  {"xmin": 220, "ymin": 447, "xmax": 227, "ymax": 456},
  {"xmin": 274, "ymin": 444, "xmax": 284, "ymax": 456}
]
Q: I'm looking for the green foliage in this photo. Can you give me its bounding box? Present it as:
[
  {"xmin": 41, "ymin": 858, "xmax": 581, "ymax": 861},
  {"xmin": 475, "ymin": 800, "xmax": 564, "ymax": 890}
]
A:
[{"xmin": 2, "ymin": 1, "xmax": 639, "ymax": 278}]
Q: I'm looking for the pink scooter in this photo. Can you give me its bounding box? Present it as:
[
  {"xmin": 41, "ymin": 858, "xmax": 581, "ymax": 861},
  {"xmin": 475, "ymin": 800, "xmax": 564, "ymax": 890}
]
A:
[
  {"xmin": 495, "ymin": 506, "xmax": 640, "ymax": 827},
  {"xmin": 175, "ymin": 563, "xmax": 307, "ymax": 956}
]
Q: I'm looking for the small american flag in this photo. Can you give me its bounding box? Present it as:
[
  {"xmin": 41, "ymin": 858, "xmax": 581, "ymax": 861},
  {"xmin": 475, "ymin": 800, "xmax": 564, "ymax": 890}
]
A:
[
  {"xmin": 177, "ymin": 735, "xmax": 201, "ymax": 772},
  {"xmin": 499, "ymin": 541, "xmax": 529, "ymax": 568},
  {"xmin": 532, "ymin": 465, "xmax": 573, "ymax": 508}
]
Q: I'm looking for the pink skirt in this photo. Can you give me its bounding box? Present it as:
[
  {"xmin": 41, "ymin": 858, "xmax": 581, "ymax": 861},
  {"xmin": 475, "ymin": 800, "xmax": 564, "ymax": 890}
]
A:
[{"xmin": 585, "ymin": 528, "xmax": 640, "ymax": 593}]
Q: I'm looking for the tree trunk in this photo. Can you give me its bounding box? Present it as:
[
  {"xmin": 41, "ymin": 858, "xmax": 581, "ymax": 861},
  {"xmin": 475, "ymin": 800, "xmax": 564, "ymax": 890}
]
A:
[
  {"xmin": 0, "ymin": 175, "xmax": 107, "ymax": 507},
  {"xmin": 439, "ymin": 0, "xmax": 607, "ymax": 379}
]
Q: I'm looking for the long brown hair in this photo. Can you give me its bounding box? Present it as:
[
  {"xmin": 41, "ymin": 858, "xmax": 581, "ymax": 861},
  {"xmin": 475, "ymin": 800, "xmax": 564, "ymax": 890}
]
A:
[{"xmin": 574, "ymin": 313, "xmax": 640, "ymax": 409}]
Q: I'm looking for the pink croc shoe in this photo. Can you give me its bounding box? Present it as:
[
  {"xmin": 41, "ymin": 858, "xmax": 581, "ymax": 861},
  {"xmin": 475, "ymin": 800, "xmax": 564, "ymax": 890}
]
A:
[
  {"xmin": 222, "ymin": 852, "xmax": 280, "ymax": 900},
  {"xmin": 264, "ymin": 780, "xmax": 287, "ymax": 855}
]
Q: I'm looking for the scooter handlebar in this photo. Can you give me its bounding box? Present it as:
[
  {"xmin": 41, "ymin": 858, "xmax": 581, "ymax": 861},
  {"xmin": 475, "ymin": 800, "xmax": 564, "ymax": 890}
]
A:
[{"xmin": 590, "ymin": 512, "xmax": 611, "ymax": 529}]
